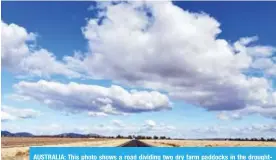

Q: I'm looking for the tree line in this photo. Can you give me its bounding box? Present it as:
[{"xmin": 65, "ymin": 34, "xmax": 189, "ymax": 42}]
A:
[{"xmin": 113, "ymin": 135, "xmax": 276, "ymax": 141}]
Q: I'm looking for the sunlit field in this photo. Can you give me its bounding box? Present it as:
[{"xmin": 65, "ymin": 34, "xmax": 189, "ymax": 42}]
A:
[
  {"xmin": 142, "ymin": 139, "xmax": 276, "ymax": 147},
  {"xmin": 1, "ymin": 137, "xmax": 129, "ymax": 160}
]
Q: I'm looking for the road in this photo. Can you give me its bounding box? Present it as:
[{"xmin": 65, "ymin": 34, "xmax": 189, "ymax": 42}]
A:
[{"xmin": 119, "ymin": 140, "xmax": 152, "ymax": 147}]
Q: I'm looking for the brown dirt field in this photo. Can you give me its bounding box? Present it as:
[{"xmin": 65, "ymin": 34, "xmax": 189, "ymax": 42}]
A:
[
  {"xmin": 1, "ymin": 137, "xmax": 107, "ymax": 148},
  {"xmin": 1, "ymin": 138, "xmax": 129, "ymax": 160},
  {"xmin": 141, "ymin": 139, "xmax": 276, "ymax": 147}
]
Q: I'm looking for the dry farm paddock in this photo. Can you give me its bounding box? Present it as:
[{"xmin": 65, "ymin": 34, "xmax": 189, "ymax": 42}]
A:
[
  {"xmin": 1, "ymin": 137, "xmax": 129, "ymax": 160},
  {"xmin": 1, "ymin": 137, "xmax": 108, "ymax": 148},
  {"xmin": 2, "ymin": 138, "xmax": 276, "ymax": 160},
  {"xmin": 141, "ymin": 139, "xmax": 276, "ymax": 147}
]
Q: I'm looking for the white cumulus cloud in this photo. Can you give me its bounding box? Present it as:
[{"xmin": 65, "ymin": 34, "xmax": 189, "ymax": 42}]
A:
[
  {"xmin": 138, "ymin": 120, "xmax": 175, "ymax": 134},
  {"xmin": 1, "ymin": 21, "xmax": 81, "ymax": 78},
  {"xmin": 1, "ymin": 105, "xmax": 40, "ymax": 121},
  {"xmin": 13, "ymin": 80, "xmax": 171, "ymax": 114},
  {"xmin": 3, "ymin": 1, "xmax": 276, "ymax": 120},
  {"xmin": 75, "ymin": 1, "xmax": 276, "ymax": 118}
]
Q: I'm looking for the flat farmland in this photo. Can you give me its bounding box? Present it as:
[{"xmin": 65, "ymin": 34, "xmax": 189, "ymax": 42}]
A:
[
  {"xmin": 1, "ymin": 137, "xmax": 129, "ymax": 160},
  {"xmin": 3, "ymin": 138, "xmax": 276, "ymax": 160},
  {"xmin": 141, "ymin": 139, "xmax": 276, "ymax": 147},
  {"xmin": 1, "ymin": 137, "xmax": 109, "ymax": 148}
]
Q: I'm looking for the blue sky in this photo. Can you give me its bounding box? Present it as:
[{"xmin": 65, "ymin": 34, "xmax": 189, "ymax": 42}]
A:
[{"xmin": 2, "ymin": 1, "xmax": 276, "ymax": 138}]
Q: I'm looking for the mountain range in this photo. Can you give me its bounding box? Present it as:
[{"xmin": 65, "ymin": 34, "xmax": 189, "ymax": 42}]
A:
[{"xmin": 1, "ymin": 131, "xmax": 101, "ymax": 138}]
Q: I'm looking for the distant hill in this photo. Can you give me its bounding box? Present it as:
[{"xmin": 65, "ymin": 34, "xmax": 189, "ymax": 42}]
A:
[
  {"xmin": 56, "ymin": 133, "xmax": 101, "ymax": 138},
  {"xmin": 56, "ymin": 133, "xmax": 88, "ymax": 138},
  {"xmin": 1, "ymin": 130, "xmax": 102, "ymax": 138},
  {"xmin": 87, "ymin": 133, "xmax": 101, "ymax": 137},
  {"xmin": 1, "ymin": 131, "xmax": 33, "ymax": 137},
  {"xmin": 1, "ymin": 131, "xmax": 14, "ymax": 137},
  {"xmin": 14, "ymin": 132, "xmax": 33, "ymax": 137}
]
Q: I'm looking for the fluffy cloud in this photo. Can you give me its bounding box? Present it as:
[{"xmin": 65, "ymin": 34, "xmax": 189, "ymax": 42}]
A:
[
  {"xmin": 266, "ymin": 64, "xmax": 276, "ymax": 77},
  {"xmin": 76, "ymin": 1, "xmax": 276, "ymax": 118},
  {"xmin": 1, "ymin": 111, "xmax": 16, "ymax": 121},
  {"xmin": 138, "ymin": 120, "xmax": 175, "ymax": 134},
  {"xmin": 145, "ymin": 120, "xmax": 156, "ymax": 128},
  {"xmin": 1, "ymin": 119, "xmax": 176, "ymax": 137},
  {"xmin": 189, "ymin": 123, "xmax": 276, "ymax": 138},
  {"xmin": 3, "ymin": 2, "xmax": 276, "ymax": 120},
  {"xmin": 251, "ymin": 58, "xmax": 274, "ymax": 70},
  {"xmin": 218, "ymin": 105, "xmax": 276, "ymax": 120},
  {"xmin": 1, "ymin": 21, "xmax": 81, "ymax": 78},
  {"xmin": 13, "ymin": 80, "xmax": 171, "ymax": 114},
  {"xmin": 1, "ymin": 105, "xmax": 40, "ymax": 121},
  {"xmin": 1, "ymin": 21, "xmax": 36, "ymax": 69},
  {"xmin": 234, "ymin": 36, "xmax": 276, "ymax": 58},
  {"xmin": 247, "ymin": 124, "xmax": 276, "ymax": 133}
]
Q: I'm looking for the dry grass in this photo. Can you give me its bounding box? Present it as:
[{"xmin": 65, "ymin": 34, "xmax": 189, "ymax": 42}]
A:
[
  {"xmin": 3, "ymin": 138, "xmax": 276, "ymax": 160},
  {"xmin": 141, "ymin": 139, "xmax": 276, "ymax": 147},
  {"xmin": 1, "ymin": 137, "xmax": 129, "ymax": 160},
  {"xmin": 1, "ymin": 137, "xmax": 107, "ymax": 148}
]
